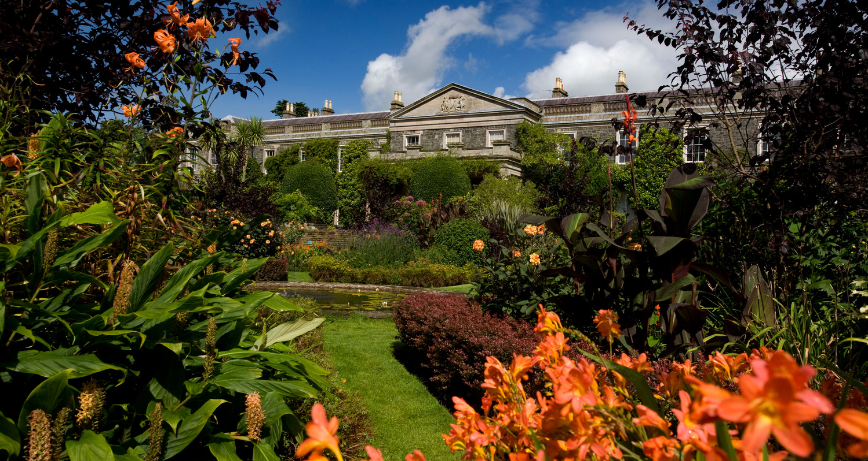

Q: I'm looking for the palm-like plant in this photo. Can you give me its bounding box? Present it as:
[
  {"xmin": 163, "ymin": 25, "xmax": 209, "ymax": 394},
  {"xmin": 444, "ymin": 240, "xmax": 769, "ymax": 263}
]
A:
[{"xmin": 233, "ymin": 117, "xmax": 263, "ymax": 182}]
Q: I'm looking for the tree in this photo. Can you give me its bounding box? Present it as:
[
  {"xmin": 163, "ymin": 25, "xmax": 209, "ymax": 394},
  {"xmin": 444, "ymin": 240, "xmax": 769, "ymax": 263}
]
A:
[
  {"xmin": 264, "ymin": 145, "xmax": 300, "ymax": 185},
  {"xmin": 610, "ymin": 125, "xmax": 684, "ymax": 210},
  {"xmin": 514, "ymin": 121, "xmax": 571, "ymax": 185},
  {"xmin": 0, "ymin": 0, "xmax": 278, "ymax": 131},
  {"xmin": 336, "ymin": 139, "xmax": 374, "ymax": 227},
  {"xmin": 303, "ymin": 138, "xmax": 340, "ymax": 171},
  {"xmin": 270, "ymin": 100, "xmax": 312, "ymax": 118}
]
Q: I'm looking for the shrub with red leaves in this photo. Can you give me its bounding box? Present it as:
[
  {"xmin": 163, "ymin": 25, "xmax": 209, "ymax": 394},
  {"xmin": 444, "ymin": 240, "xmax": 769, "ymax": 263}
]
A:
[
  {"xmin": 393, "ymin": 293, "xmax": 542, "ymax": 403},
  {"xmin": 255, "ymin": 257, "xmax": 288, "ymax": 281}
]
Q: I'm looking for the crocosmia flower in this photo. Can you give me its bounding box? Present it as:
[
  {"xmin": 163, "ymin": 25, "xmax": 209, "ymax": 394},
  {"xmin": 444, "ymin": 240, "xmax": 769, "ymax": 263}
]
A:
[{"xmin": 593, "ymin": 309, "xmax": 620, "ymax": 343}]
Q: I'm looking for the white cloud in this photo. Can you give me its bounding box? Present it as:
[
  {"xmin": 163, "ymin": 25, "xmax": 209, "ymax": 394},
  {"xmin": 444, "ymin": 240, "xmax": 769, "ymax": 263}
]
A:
[
  {"xmin": 255, "ymin": 26, "xmax": 289, "ymax": 49},
  {"xmin": 521, "ymin": 1, "xmax": 678, "ymax": 98},
  {"xmin": 464, "ymin": 53, "xmax": 480, "ymax": 73},
  {"xmin": 492, "ymin": 86, "xmax": 516, "ymax": 99},
  {"xmin": 361, "ymin": 1, "xmax": 538, "ymax": 111}
]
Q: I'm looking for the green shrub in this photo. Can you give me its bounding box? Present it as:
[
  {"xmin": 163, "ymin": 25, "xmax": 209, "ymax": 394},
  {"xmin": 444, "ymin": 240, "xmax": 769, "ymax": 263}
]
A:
[
  {"xmin": 466, "ymin": 175, "xmax": 540, "ymax": 218},
  {"xmin": 347, "ymin": 226, "xmax": 418, "ymax": 269},
  {"xmin": 432, "ymin": 218, "xmax": 490, "ymax": 266},
  {"xmin": 282, "ymin": 161, "xmax": 338, "ymax": 222},
  {"xmin": 337, "ymin": 140, "xmax": 374, "ymax": 227},
  {"xmin": 265, "ymin": 144, "xmax": 301, "ymax": 185},
  {"xmin": 459, "ymin": 158, "xmax": 501, "ymax": 181},
  {"xmin": 244, "ymin": 155, "xmax": 265, "ymax": 184},
  {"xmin": 303, "ymin": 137, "xmax": 340, "ymax": 172},
  {"xmin": 202, "ymin": 208, "xmax": 284, "ymax": 258},
  {"xmin": 611, "ymin": 125, "xmax": 684, "ymax": 209},
  {"xmin": 273, "ymin": 190, "xmax": 322, "ymax": 224},
  {"xmin": 409, "ymin": 156, "xmax": 471, "ymax": 202}
]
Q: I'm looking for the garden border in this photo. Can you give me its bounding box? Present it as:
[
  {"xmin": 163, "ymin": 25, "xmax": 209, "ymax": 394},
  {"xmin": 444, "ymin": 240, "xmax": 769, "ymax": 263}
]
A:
[{"xmin": 252, "ymin": 281, "xmax": 467, "ymax": 296}]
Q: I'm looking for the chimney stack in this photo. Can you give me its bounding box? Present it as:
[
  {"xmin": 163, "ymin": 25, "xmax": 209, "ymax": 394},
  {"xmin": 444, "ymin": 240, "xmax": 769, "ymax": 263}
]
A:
[
  {"xmin": 321, "ymin": 99, "xmax": 335, "ymax": 115},
  {"xmin": 282, "ymin": 102, "xmax": 296, "ymax": 119},
  {"xmin": 615, "ymin": 71, "xmax": 629, "ymax": 93},
  {"xmin": 307, "ymin": 109, "xmax": 312, "ymax": 117},
  {"xmin": 390, "ymin": 91, "xmax": 405, "ymax": 111},
  {"xmin": 551, "ymin": 77, "xmax": 568, "ymax": 98}
]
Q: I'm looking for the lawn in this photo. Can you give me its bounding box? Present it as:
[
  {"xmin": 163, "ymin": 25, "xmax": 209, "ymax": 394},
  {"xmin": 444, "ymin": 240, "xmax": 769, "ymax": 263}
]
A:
[
  {"xmin": 322, "ymin": 315, "xmax": 459, "ymax": 461},
  {"xmin": 287, "ymin": 271, "xmax": 315, "ymax": 282},
  {"xmin": 435, "ymin": 284, "xmax": 474, "ymax": 294}
]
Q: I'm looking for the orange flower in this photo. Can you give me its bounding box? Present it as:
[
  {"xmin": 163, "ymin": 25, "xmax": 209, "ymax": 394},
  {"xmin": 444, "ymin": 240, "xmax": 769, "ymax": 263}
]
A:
[
  {"xmin": 122, "ymin": 105, "xmax": 141, "ymax": 117},
  {"xmin": 524, "ymin": 225, "xmax": 538, "ymax": 236},
  {"xmin": 364, "ymin": 446, "xmax": 384, "ymax": 461},
  {"xmin": 534, "ymin": 305, "xmax": 562, "ymax": 335},
  {"xmin": 835, "ymin": 409, "xmax": 868, "ymax": 457},
  {"xmin": 187, "ymin": 17, "xmax": 214, "ymax": 44},
  {"xmin": 709, "ymin": 351, "xmax": 750, "ymax": 383},
  {"xmin": 537, "ymin": 224, "xmax": 546, "ymax": 234},
  {"xmin": 1, "ymin": 153, "xmax": 22, "ymax": 176},
  {"xmin": 296, "ymin": 403, "xmax": 342, "ymax": 461},
  {"xmin": 166, "ymin": 126, "xmax": 183, "ymax": 138},
  {"xmin": 671, "ymin": 390, "xmax": 716, "ymax": 452},
  {"xmin": 642, "ymin": 436, "xmax": 679, "ymax": 461},
  {"xmin": 154, "ymin": 29, "xmax": 176, "ymax": 53},
  {"xmin": 513, "ymin": 250, "xmax": 521, "ymax": 257},
  {"xmin": 265, "ymin": 240, "xmax": 270, "ymax": 244},
  {"xmin": 529, "ymin": 253, "xmax": 540, "ymax": 265},
  {"xmin": 593, "ymin": 310, "xmax": 620, "ymax": 343},
  {"xmin": 124, "ymin": 52, "xmax": 146, "ymax": 72},
  {"xmin": 633, "ymin": 405, "xmax": 670, "ymax": 435},
  {"xmin": 405, "ymin": 450, "xmax": 426, "ymax": 461},
  {"xmin": 165, "ymin": 2, "xmax": 189, "ymax": 28},
  {"xmin": 716, "ymin": 350, "xmax": 834, "ymax": 457},
  {"xmin": 472, "ymin": 239, "xmax": 484, "ymax": 251},
  {"xmin": 228, "ymin": 38, "xmax": 242, "ymax": 65}
]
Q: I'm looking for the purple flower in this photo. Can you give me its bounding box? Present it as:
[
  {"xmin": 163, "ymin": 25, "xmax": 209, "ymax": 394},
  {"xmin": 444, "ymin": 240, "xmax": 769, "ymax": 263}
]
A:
[
  {"xmin": 415, "ymin": 200, "xmax": 425, "ymax": 206},
  {"xmin": 403, "ymin": 201, "xmax": 411, "ymax": 206},
  {"xmin": 399, "ymin": 218, "xmax": 404, "ymax": 221},
  {"xmin": 407, "ymin": 196, "xmax": 414, "ymax": 201}
]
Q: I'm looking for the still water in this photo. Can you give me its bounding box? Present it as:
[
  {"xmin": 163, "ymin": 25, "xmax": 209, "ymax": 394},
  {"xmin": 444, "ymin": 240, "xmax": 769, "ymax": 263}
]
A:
[{"xmin": 274, "ymin": 288, "xmax": 406, "ymax": 311}]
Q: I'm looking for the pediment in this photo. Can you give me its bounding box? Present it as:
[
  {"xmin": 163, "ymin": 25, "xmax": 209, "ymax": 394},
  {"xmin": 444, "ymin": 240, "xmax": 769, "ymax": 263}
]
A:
[{"xmin": 391, "ymin": 84, "xmax": 528, "ymax": 118}]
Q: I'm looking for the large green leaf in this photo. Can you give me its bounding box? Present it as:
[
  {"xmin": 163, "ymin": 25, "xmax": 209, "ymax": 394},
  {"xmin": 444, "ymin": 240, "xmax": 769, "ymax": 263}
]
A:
[
  {"xmin": 655, "ymin": 274, "xmax": 697, "ymax": 302},
  {"xmin": 128, "ymin": 243, "xmax": 174, "ymax": 313},
  {"xmin": 561, "ymin": 213, "xmax": 590, "ymax": 242},
  {"xmin": 253, "ymin": 443, "xmax": 281, "ymax": 461},
  {"xmin": 60, "ymin": 201, "xmax": 120, "ymax": 227},
  {"xmin": 4, "ymin": 351, "xmax": 124, "ymax": 379},
  {"xmin": 253, "ymin": 318, "xmax": 324, "ymax": 350},
  {"xmin": 214, "ymin": 378, "xmax": 318, "ymax": 398},
  {"xmin": 0, "ymin": 281, "xmax": 5, "ymax": 333},
  {"xmin": 66, "ymin": 430, "xmax": 114, "ymax": 461},
  {"xmin": 259, "ymin": 293, "xmax": 303, "ymax": 312},
  {"xmin": 17, "ymin": 370, "xmax": 74, "ymax": 433},
  {"xmin": 222, "ymin": 258, "xmax": 269, "ymax": 295},
  {"xmin": 25, "ymin": 173, "xmax": 47, "ymax": 236},
  {"xmin": 646, "ymin": 236, "xmax": 688, "ymax": 256},
  {"xmin": 163, "ymin": 399, "xmax": 225, "ymax": 459},
  {"xmin": 207, "ymin": 434, "xmax": 243, "ymax": 461},
  {"xmin": 53, "ymin": 220, "xmax": 131, "ymax": 267},
  {"xmin": 0, "ymin": 411, "xmax": 20, "ymax": 457}
]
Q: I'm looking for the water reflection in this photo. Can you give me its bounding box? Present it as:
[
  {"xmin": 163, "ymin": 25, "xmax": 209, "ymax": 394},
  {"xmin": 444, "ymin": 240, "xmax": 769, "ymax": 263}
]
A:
[{"xmin": 274, "ymin": 289, "xmax": 406, "ymax": 311}]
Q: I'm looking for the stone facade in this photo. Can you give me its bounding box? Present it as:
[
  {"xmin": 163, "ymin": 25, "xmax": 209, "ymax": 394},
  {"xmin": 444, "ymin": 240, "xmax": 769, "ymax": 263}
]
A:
[{"xmin": 209, "ymin": 78, "xmax": 765, "ymax": 176}]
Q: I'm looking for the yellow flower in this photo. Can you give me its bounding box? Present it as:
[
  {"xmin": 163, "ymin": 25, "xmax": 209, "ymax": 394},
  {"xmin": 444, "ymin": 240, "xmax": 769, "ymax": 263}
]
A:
[{"xmin": 529, "ymin": 253, "xmax": 540, "ymax": 265}]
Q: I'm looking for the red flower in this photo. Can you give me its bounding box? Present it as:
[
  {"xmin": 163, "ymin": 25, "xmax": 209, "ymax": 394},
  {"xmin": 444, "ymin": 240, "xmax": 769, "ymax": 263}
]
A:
[
  {"xmin": 1, "ymin": 153, "xmax": 22, "ymax": 176},
  {"xmin": 122, "ymin": 105, "xmax": 141, "ymax": 117},
  {"xmin": 166, "ymin": 127, "xmax": 183, "ymax": 138}
]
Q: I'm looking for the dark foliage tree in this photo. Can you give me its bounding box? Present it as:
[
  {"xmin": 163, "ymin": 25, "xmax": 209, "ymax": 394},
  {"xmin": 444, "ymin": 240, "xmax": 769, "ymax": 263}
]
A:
[
  {"xmin": 627, "ymin": 0, "xmax": 867, "ymax": 214},
  {"xmin": 270, "ymin": 100, "xmax": 311, "ymax": 118},
  {"xmin": 0, "ymin": 0, "xmax": 279, "ymax": 132}
]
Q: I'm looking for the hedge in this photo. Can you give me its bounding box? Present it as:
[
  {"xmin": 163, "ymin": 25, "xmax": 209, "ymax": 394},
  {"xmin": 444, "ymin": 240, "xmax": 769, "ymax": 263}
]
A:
[
  {"xmin": 409, "ymin": 156, "xmax": 471, "ymax": 202},
  {"xmin": 307, "ymin": 255, "xmax": 473, "ymax": 287},
  {"xmin": 432, "ymin": 218, "xmax": 490, "ymax": 267},
  {"xmin": 282, "ymin": 161, "xmax": 338, "ymax": 216}
]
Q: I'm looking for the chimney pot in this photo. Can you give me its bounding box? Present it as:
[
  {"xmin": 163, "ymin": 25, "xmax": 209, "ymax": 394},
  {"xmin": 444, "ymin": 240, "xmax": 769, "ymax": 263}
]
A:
[
  {"xmin": 391, "ymin": 90, "xmax": 405, "ymax": 111},
  {"xmin": 615, "ymin": 71, "xmax": 629, "ymax": 93},
  {"xmin": 551, "ymin": 77, "xmax": 569, "ymax": 98},
  {"xmin": 282, "ymin": 101, "xmax": 296, "ymax": 119},
  {"xmin": 321, "ymin": 99, "xmax": 335, "ymax": 115}
]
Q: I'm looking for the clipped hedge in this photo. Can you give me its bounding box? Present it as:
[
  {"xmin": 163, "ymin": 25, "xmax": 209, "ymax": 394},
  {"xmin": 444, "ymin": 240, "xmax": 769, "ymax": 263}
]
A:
[
  {"xmin": 432, "ymin": 218, "xmax": 490, "ymax": 266},
  {"xmin": 282, "ymin": 161, "xmax": 338, "ymax": 218},
  {"xmin": 409, "ymin": 156, "xmax": 471, "ymax": 202},
  {"xmin": 393, "ymin": 293, "xmax": 543, "ymax": 402},
  {"xmin": 307, "ymin": 255, "xmax": 472, "ymax": 287},
  {"xmin": 255, "ymin": 257, "xmax": 289, "ymax": 281}
]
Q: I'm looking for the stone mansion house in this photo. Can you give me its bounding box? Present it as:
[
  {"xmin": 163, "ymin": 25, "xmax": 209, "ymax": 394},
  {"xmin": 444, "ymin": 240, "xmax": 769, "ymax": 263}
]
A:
[{"xmin": 214, "ymin": 73, "xmax": 766, "ymax": 176}]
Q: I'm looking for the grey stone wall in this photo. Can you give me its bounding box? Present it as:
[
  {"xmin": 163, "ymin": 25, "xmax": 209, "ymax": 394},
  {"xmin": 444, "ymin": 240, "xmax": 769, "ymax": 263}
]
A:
[{"xmin": 392, "ymin": 124, "xmax": 518, "ymax": 152}]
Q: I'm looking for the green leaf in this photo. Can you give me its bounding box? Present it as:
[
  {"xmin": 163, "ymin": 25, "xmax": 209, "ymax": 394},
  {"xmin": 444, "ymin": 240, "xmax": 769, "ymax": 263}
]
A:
[
  {"xmin": 0, "ymin": 281, "xmax": 5, "ymax": 333},
  {"xmin": 84, "ymin": 329, "xmax": 146, "ymax": 348},
  {"xmin": 664, "ymin": 176, "xmax": 716, "ymax": 191},
  {"xmin": 253, "ymin": 318, "xmax": 324, "ymax": 350},
  {"xmin": 646, "ymin": 236, "xmax": 688, "ymax": 256},
  {"xmin": 561, "ymin": 213, "xmax": 590, "ymax": 241},
  {"xmin": 0, "ymin": 411, "xmax": 21, "ymax": 457},
  {"xmin": 212, "ymin": 378, "xmax": 317, "ymax": 398},
  {"xmin": 207, "ymin": 434, "xmax": 243, "ymax": 461},
  {"xmin": 66, "ymin": 430, "xmax": 115, "ymax": 461},
  {"xmin": 259, "ymin": 293, "xmax": 303, "ymax": 312},
  {"xmin": 60, "ymin": 201, "xmax": 121, "ymax": 227},
  {"xmin": 655, "ymin": 274, "xmax": 696, "ymax": 301},
  {"xmin": 4, "ymin": 351, "xmax": 124, "ymax": 379},
  {"xmin": 222, "ymin": 258, "xmax": 269, "ymax": 295},
  {"xmin": 253, "ymin": 443, "xmax": 281, "ymax": 461},
  {"xmin": 579, "ymin": 351, "xmax": 659, "ymax": 414},
  {"xmin": 25, "ymin": 173, "xmax": 47, "ymax": 236},
  {"xmin": 129, "ymin": 243, "xmax": 174, "ymax": 313},
  {"xmin": 17, "ymin": 370, "xmax": 74, "ymax": 433},
  {"xmin": 164, "ymin": 399, "xmax": 225, "ymax": 459},
  {"xmin": 54, "ymin": 221, "xmax": 131, "ymax": 267},
  {"xmin": 715, "ymin": 420, "xmax": 738, "ymax": 461}
]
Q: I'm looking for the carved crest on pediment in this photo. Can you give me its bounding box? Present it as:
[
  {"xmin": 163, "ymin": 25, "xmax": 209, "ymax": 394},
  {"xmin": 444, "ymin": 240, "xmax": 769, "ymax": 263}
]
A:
[{"xmin": 439, "ymin": 94, "xmax": 467, "ymax": 113}]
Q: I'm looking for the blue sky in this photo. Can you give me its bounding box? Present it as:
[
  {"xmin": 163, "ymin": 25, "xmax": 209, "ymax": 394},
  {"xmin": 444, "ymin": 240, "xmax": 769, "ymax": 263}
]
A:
[{"xmin": 210, "ymin": 0, "xmax": 678, "ymax": 119}]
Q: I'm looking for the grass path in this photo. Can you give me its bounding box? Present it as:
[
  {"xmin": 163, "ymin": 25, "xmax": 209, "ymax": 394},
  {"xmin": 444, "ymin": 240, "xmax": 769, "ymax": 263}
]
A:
[{"xmin": 322, "ymin": 316, "xmax": 459, "ymax": 461}]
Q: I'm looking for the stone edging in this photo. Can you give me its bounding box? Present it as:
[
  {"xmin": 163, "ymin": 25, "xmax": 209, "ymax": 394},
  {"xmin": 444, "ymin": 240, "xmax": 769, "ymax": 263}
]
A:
[{"xmin": 252, "ymin": 281, "xmax": 468, "ymax": 297}]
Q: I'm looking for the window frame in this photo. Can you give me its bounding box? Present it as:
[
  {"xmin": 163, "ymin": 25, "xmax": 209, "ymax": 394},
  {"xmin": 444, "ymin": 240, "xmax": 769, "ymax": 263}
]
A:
[
  {"xmin": 337, "ymin": 146, "xmax": 343, "ymax": 173},
  {"xmin": 265, "ymin": 149, "xmax": 275, "ymax": 158},
  {"xmin": 615, "ymin": 128, "xmax": 638, "ymax": 164},
  {"xmin": 487, "ymin": 129, "xmax": 506, "ymax": 147},
  {"xmin": 683, "ymin": 126, "xmax": 709, "ymax": 163},
  {"xmin": 404, "ymin": 134, "xmax": 420, "ymax": 148},
  {"xmin": 443, "ymin": 131, "xmax": 462, "ymax": 148},
  {"xmin": 300, "ymin": 148, "xmax": 306, "ymax": 162}
]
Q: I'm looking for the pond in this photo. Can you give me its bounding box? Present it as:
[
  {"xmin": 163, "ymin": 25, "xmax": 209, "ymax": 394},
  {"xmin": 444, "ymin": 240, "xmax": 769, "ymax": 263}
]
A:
[{"xmin": 274, "ymin": 288, "xmax": 406, "ymax": 311}]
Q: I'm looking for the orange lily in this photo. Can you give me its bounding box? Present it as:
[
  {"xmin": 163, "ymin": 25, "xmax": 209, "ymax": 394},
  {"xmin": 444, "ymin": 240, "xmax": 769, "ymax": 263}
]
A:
[
  {"xmin": 835, "ymin": 409, "xmax": 868, "ymax": 457},
  {"xmin": 122, "ymin": 105, "xmax": 141, "ymax": 117},
  {"xmin": 296, "ymin": 403, "xmax": 342, "ymax": 461},
  {"xmin": 165, "ymin": 2, "xmax": 189, "ymax": 28},
  {"xmin": 166, "ymin": 127, "xmax": 183, "ymax": 138},
  {"xmin": 228, "ymin": 38, "xmax": 242, "ymax": 65},
  {"xmin": 124, "ymin": 52, "xmax": 146, "ymax": 72},
  {"xmin": 187, "ymin": 17, "xmax": 214, "ymax": 44},
  {"xmin": 534, "ymin": 305, "xmax": 562, "ymax": 335},
  {"xmin": 716, "ymin": 351, "xmax": 833, "ymax": 457},
  {"xmin": 1, "ymin": 153, "xmax": 22, "ymax": 176},
  {"xmin": 154, "ymin": 29, "xmax": 176, "ymax": 53},
  {"xmin": 593, "ymin": 309, "xmax": 620, "ymax": 343}
]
